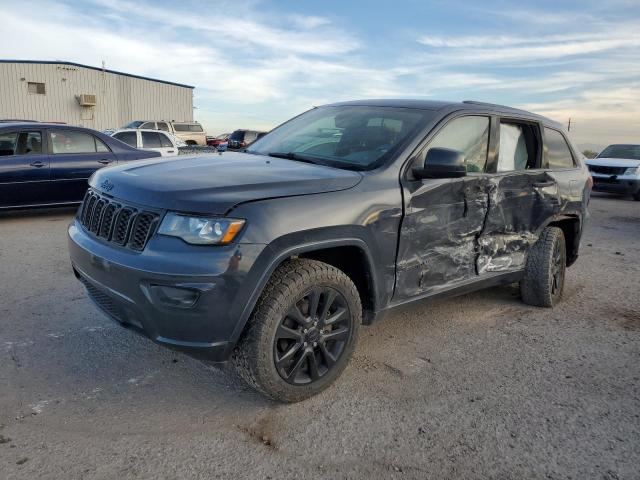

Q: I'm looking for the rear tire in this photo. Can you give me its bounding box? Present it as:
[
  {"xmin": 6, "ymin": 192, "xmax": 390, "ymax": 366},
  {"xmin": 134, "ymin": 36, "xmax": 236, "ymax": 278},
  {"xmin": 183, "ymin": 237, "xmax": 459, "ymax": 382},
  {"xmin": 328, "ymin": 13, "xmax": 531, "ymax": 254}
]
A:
[
  {"xmin": 233, "ymin": 259, "xmax": 361, "ymax": 402},
  {"xmin": 520, "ymin": 226, "xmax": 566, "ymax": 307},
  {"xmin": 633, "ymin": 190, "xmax": 640, "ymax": 201}
]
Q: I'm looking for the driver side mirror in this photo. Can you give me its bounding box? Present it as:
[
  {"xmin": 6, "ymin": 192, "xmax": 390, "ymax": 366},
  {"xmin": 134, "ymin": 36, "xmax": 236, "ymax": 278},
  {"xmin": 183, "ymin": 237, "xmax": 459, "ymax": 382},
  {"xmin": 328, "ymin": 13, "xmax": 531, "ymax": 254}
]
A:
[{"xmin": 412, "ymin": 147, "xmax": 466, "ymax": 179}]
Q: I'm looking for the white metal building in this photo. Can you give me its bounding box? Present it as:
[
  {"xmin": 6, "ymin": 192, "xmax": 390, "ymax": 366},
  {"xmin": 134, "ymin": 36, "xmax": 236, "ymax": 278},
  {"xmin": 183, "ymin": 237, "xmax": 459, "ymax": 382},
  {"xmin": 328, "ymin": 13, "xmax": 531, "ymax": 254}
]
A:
[{"xmin": 0, "ymin": 60, "xmax": 194, "ymax": 130}]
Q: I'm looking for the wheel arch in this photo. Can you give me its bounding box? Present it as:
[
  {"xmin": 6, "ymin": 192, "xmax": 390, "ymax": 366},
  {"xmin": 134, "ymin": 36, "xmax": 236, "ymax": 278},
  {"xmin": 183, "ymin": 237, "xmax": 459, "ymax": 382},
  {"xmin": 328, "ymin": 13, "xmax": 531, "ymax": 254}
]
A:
[
  {"xmin": 224, "ymin": 238, "xmax": 380, "ymax": 358},
  {"xmin": 545, "ymin": 214, "xmax": 582, "ymax": 267}
]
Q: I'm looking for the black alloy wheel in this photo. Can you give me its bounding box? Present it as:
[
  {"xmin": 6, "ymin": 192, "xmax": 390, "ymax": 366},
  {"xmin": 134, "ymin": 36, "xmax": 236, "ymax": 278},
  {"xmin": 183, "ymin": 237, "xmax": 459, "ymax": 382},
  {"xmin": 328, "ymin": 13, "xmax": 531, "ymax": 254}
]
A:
[{"xmin": 274, "ymin": 286, "xmax": 352, "ymax": 385}]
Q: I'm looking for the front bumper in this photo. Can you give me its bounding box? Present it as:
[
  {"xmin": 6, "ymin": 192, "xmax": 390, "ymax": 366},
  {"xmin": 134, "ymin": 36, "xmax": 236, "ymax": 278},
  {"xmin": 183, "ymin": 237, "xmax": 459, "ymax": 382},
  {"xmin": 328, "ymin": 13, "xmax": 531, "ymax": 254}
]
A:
[
  {"xmin": 68, "ymin": 218, "xmax": 267, "ymax": 362},
  {"xmin": 591, "ymin": 174, "xmax": 640, "ymax": 195}
]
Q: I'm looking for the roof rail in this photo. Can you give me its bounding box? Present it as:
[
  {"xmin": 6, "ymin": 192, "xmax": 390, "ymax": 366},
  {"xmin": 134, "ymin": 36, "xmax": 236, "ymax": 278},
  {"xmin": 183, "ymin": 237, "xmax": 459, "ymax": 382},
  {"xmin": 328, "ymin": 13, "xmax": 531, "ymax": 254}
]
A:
[{"xmin": 462, "ymin": 100, "xmax": 513, "ymax": 109}]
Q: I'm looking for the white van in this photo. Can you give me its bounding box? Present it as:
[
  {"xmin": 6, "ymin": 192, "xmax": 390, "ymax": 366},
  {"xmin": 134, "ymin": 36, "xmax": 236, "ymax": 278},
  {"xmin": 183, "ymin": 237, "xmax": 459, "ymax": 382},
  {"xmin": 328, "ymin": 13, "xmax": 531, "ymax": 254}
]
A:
[{"xmin": 111, "ymin": 129, "xmax": 180, "ymax": 157}]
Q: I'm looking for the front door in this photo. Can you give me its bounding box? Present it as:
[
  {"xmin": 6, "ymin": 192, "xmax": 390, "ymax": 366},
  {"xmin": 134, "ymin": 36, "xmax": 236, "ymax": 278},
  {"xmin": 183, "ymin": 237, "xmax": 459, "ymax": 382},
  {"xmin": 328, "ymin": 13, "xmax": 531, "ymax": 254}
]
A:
[
  {"xmin": 49, "ymin": 129, "xmax": 117, "ymax": 202},
  {"xmin": 0, "ymin": 130, "xmax": 50, "ymax": 207},
  {"xmin": 395, "ymin": 115, "xmax": 493, "ymax": 301},
  {"xmin": 476, "ymin": 119, "xmax": 559, "ymax": 274}
]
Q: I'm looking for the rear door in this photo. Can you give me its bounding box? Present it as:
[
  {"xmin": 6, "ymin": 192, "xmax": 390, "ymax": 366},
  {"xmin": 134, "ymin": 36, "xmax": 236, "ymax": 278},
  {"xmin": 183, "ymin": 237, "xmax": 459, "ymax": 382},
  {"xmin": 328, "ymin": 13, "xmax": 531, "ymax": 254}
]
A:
[
  {"xmin": 0, "ymin": 129, "xmax": 50, "ymax": 207},
  {"xmin": 476, "ymin": 118, "xmax": 559, "ymax": 274},
  {"xmin": 158, "ymin": 132, "xmax": 177, "ymax": 156},
  {"xmin": 395, "ymin": 114, "xmax": 493, "ymax": 300},
  {"xmin": 541, "ymin": 127, "xmax": 583, "ymax": 203},
  {"xmin": 49, "ymin": 129, "xmax": 117, "ymax": 202}
]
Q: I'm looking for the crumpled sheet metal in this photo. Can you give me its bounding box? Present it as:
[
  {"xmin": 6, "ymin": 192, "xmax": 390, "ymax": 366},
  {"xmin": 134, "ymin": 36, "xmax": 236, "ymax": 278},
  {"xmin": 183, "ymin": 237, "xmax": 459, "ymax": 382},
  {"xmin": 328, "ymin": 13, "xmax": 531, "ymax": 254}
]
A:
[{"xmin": 396, "ymin": 174, "xmax": 552, "ymax": 298}]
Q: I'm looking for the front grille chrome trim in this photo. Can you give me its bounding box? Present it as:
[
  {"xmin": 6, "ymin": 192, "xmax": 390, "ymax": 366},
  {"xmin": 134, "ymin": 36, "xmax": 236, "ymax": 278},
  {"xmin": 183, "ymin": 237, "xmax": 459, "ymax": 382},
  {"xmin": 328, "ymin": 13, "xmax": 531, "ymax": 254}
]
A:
[{"xmin": 78, "ymin": 189, "xmax": 159, "ymax": 252}]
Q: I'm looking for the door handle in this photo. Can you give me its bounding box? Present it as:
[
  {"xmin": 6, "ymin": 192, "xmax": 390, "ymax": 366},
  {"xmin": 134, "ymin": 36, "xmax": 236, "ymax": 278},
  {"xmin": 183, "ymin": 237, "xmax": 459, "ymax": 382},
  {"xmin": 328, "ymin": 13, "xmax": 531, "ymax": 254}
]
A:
[
  {"xmin": 167, "ymin": 150, "xmax": 175, "ymax": 153},
  {"xmin": 30, "ymin": 160, "xmax": 45, "ymax": 167},
  {"xmin": 97, "ymin": 159, "xmax": 112, "ymax": 165},
  {"xmin": 533, "ymin": 181, "xmax": 555, "ymax": 188}
]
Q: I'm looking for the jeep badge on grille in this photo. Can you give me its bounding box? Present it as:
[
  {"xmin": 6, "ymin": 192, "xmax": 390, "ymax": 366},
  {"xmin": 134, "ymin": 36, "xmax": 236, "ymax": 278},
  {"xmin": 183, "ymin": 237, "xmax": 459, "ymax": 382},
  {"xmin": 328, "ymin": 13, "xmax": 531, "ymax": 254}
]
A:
[{"xmin": 100, "ymin": 179, "xmax": 114, "ymax": 192}]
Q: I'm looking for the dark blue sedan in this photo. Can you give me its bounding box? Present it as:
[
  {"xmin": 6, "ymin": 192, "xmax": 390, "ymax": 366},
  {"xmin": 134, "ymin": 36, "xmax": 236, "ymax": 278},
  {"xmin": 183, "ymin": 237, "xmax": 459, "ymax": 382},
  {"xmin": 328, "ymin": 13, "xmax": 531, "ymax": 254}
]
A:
[{"xmin": 0, "ymin": 123, "xmax": 161, "ymax": 209}]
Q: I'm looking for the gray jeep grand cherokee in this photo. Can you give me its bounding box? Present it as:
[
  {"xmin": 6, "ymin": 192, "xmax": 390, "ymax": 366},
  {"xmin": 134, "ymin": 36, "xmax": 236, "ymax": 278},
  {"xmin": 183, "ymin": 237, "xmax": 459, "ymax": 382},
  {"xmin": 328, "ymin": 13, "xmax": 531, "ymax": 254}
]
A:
[{"xmin": 68, "ymin": 100, "xmax": 591, "ymax": 402}]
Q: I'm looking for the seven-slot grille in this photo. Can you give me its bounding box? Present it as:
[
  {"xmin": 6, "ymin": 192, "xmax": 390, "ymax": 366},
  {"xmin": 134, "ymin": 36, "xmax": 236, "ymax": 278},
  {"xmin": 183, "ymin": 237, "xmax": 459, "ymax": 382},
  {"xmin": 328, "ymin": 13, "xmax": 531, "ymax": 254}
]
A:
[
  {"xmin": 79, "ymin": 190, "xmax": 159, "ymax": 251},
  {"xmin": 587, "ymin": 164, "xmax": 627, "ymax": 175}
]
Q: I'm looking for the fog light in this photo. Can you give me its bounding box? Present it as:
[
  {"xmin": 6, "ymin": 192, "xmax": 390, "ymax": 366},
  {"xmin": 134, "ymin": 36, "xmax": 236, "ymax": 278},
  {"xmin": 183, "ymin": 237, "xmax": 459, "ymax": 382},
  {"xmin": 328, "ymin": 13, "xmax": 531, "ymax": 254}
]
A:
[{"xmin": 150, "ymin": 285, "xmax": 200, "ymax": 308}]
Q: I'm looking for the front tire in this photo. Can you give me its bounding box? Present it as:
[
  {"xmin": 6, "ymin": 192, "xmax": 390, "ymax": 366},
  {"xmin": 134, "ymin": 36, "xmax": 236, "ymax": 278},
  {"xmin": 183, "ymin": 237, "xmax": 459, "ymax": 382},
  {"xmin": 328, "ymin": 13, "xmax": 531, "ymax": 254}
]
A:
[
  {"xmin": 520, "ymin": 226, "xmax": 566, "ymax": 307},
  {"xmin": 233, "ymin": 259, "xmax": 361, "ymax": 402}
]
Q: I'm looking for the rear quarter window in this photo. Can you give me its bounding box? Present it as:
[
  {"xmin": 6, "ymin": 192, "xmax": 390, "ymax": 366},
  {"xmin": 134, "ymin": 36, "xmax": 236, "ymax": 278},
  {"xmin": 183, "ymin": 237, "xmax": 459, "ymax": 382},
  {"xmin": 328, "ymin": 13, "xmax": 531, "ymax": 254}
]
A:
[{"xmin": 544, "ymin": 128, "xmax": 575, "ymax": 169}]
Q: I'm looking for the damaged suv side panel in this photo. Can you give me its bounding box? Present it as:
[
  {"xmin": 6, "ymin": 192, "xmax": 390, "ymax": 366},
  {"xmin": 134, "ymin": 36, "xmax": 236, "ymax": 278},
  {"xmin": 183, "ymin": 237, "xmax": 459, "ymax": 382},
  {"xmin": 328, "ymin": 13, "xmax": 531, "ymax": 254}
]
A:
[{"xmin": 394, "ymin": 108, "xmax": 587, "ymax": 303}]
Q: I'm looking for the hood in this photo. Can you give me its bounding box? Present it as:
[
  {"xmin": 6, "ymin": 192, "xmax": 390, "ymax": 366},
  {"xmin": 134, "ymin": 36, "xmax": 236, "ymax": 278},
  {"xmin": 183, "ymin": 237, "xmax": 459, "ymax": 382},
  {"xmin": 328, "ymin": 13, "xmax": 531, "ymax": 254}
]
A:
[
  {"xmin": 586, "ymin": 157, "xmax": 640, "ymax": 168},
  {"xmin": 89, "ymin": 151, "xmax": 362, "ymax": 214}
]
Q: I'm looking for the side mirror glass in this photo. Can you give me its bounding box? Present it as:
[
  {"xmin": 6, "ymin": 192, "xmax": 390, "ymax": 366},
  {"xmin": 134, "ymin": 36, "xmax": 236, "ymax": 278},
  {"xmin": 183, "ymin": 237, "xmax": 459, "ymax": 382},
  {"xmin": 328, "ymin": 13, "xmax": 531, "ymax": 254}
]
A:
[{"xmin": 412, "ymin": 147, "xmax": 466, "ymax": 179}]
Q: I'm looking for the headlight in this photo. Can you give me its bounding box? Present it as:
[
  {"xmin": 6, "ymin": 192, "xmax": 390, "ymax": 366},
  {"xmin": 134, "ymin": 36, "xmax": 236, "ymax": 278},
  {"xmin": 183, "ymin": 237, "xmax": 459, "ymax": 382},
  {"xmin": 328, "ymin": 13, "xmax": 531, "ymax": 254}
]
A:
[
  {"xmin": 158, "ymin": 213, "xmax": 245, "ymax": 245},
  {"xmin": 624, "ymin": 166, "xmax": 640, "ymax": 176}
]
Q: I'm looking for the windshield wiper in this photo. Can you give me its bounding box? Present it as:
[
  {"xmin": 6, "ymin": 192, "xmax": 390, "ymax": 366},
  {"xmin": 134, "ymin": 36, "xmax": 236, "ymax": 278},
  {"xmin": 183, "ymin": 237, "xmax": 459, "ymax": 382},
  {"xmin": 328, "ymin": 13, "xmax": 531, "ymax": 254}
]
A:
[{"xmin": 267, "ymin": 152, "xmax": 325, "ymax": 166}]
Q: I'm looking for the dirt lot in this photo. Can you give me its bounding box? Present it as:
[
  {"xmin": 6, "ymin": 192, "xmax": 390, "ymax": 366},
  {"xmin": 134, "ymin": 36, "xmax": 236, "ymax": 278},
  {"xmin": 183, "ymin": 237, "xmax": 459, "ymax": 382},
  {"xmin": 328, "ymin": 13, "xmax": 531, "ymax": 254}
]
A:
[{"xmin": 1, "ymin": 193, "xmax": 639, "ymax": 479}]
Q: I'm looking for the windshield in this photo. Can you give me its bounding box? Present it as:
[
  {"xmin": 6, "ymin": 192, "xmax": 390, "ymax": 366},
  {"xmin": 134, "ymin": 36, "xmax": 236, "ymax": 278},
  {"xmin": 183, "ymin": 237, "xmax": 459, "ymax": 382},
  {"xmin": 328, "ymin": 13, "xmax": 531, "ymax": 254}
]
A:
[
  {"xmin": 247, "ymin": 106, "xmax": 433, "ymax": 170},
  {"xmin": 597, "ymin": 144, "xmax": 640, "ymax": 160},
  {"xmin": 124, "ymin": 121, "xmax": 144, "ymax": 128},
  {"xmin": 229, "ymin": 131, "xmax": 246, "ymax": 141}
]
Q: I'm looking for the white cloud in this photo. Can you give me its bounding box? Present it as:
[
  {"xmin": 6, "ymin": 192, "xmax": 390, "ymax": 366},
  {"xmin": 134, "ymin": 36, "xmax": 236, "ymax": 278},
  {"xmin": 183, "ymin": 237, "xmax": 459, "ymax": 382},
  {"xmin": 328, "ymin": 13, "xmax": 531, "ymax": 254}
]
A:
[
  {"xmin": 519, "ymin": 84, "xmax": 640, "ymax": 145},
  {"xmin": 417, "ymin": 29, "xmax": 640, "ymax": 65},
  {"xmin": 1, "ymin": 0, "xmax": 639, "ymax": 144}
]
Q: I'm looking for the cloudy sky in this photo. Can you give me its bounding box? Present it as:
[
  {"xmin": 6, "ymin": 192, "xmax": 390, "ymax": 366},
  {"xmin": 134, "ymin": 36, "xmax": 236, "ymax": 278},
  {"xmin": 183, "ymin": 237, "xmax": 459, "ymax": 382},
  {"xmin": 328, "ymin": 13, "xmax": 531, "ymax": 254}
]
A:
[{"xmin": 1, "ymin": 0, "xmax": 639, "ymax": 148}]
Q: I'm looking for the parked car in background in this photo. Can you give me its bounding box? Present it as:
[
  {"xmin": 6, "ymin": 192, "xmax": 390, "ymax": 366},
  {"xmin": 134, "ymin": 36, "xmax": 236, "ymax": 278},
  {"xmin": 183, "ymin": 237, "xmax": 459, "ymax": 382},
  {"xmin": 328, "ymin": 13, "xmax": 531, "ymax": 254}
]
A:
[
  {"xmin": 123, "ymin": 120, "xmax": 207, "ymax": 146},
  {"xmin": 111, "ymin": 129, "xmax": 180, "ymax": 157},
  {"xmin": 227, "ymin": 129, "xmax": 267, "ymax": 150},
  {"xmin": 206, "ymin": 133, "xmax": 230, "ymax": 149},
  {"xmin": 0, "ymin": 122, "xmax": 160, "ymax": 209},
  {"xmin": 69, "ymin": 100, "xmax": 590, "ymax": 402},
  {"xmin": 585, "ymin": 144, "xmax": 640, "ymax": 201}
]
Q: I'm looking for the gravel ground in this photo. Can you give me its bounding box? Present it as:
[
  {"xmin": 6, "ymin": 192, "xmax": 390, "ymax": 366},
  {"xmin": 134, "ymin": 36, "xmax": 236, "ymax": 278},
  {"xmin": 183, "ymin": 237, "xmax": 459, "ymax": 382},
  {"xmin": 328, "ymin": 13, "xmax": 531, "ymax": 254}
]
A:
[{"xmin": 1, "ymin": 193, "xmax": 639, "ymax": 479}]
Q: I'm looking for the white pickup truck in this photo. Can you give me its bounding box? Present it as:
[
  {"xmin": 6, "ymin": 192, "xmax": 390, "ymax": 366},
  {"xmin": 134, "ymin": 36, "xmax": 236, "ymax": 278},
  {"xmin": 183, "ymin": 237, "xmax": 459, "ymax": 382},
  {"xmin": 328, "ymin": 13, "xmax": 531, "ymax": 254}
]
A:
[{"xmin": 123, "ymin": 120, "xmax": 207, "ymax": 146}]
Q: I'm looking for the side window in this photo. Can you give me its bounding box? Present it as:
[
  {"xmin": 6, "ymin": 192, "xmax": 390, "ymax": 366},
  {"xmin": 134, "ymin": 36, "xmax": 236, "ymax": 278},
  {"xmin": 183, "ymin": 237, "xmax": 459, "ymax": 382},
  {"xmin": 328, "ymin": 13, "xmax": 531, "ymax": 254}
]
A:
[
  {"xmin": 157, "ymin": 122, "xmax": 169, "ymax": 132},
  {"xmin": 159, "ymin": 133, "xmax": 173, "ymax": 147},
  {"xmin": 544, "ymin": 128, "xmax": 575, "ymax": 169},
  {"xmin": 141, "ymin": 131, "xmax": 162, "ymax": 148},
  {"xmin": 497, "ymin": 122, "xmax": 540, "ymax": 172},
  {"xmin": 28, "ymin": 82, "xmax": 46, "ymax": 94},
  {"xmin": 0, "ymin": 132, "xmax": 18, "ymax": 156},
  {"xmin": 113, "ymin": 131, "xmax": 137, "ymax": 147},
  {"xmin": 189, "ymin": 124, "xmax": 204, "ymax": 132},
  {"xmin": 0, "ymin": 132, "xmax": 42, "ymax": 156},
  {"xmin": 424, "ymin": 116, "xmax": 489, "ymax": 173},
  {"xmin": 95, "ymin": 137, "xmax": 110, "ymax": 153},
  {"xmin": 141, "ymin": 122, "xmax": 156, "ymax": 129},
  {"xmin": 50, "ymin": 130, "xmax": 97, "ymax": 154}
]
